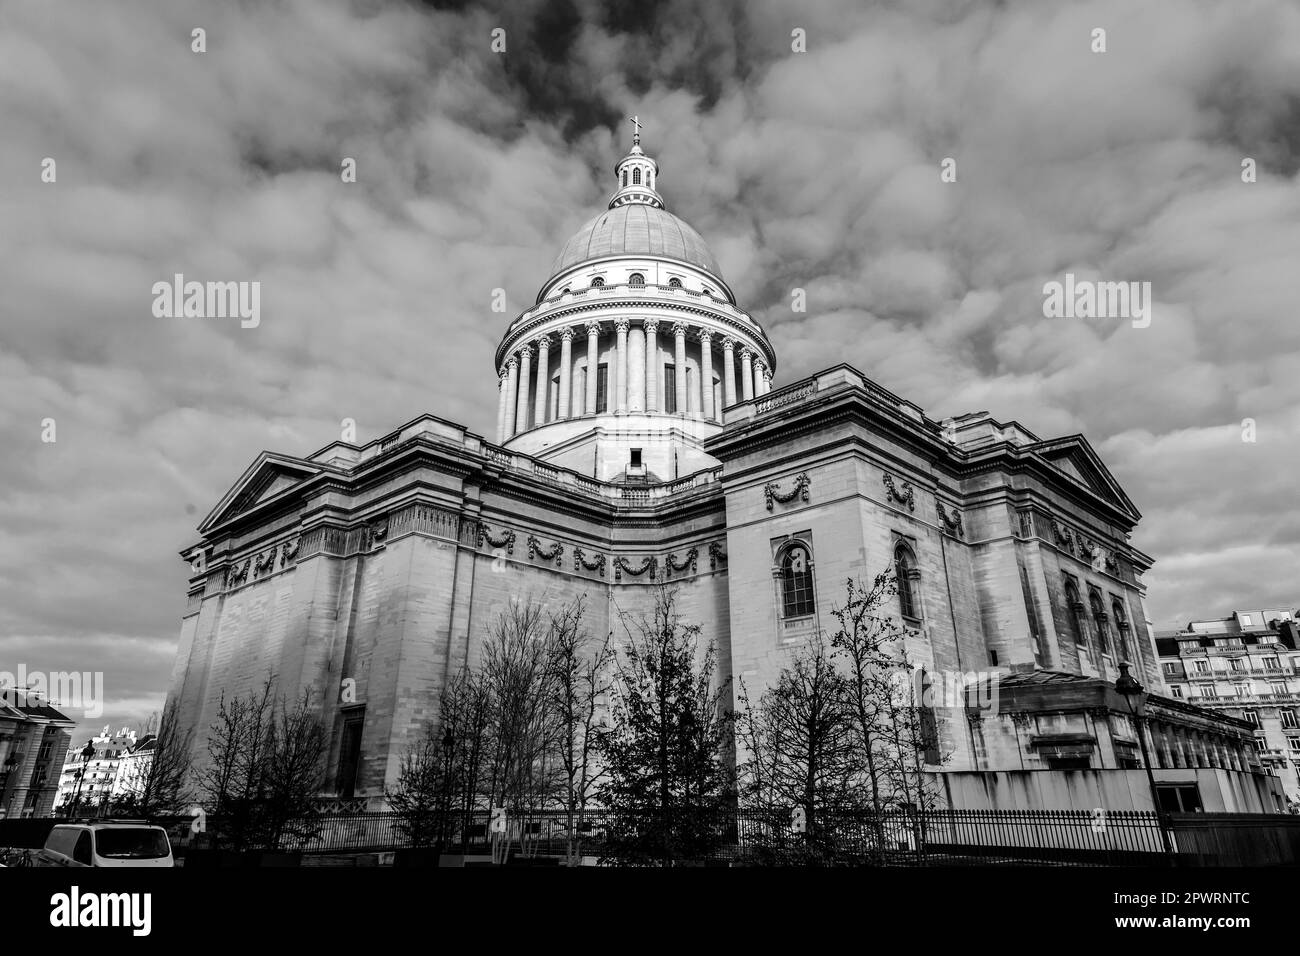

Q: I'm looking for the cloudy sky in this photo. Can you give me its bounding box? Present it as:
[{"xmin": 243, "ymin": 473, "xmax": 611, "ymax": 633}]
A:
[{"xmin": 2, "ymin": 0, "xmax": 1298, "ymax": 738}]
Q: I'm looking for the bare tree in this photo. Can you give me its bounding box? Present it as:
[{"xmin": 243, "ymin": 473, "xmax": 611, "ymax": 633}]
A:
[
  {"xmin": 110, "ymin": 699, "xmax": 194, "ymax": 818},
  {"xmin": 545, "ymin": 595, "xmax": 614, "ymax": 864},
  {"xmin": 738, "ymin": 633, "xmax": 860, "ymax": 862},
  {"xmin": 259, "ymin": 688, "xmax": 328, "ymax": 851},
  {"xmin": 385, "ymin": 725, "xmax": 443, "ymax": 849}
]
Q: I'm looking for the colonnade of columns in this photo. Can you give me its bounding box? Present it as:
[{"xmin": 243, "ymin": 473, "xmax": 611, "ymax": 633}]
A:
[{"xmin": 496, "ymin": 319, "xmax": 771, "ymax": 443}]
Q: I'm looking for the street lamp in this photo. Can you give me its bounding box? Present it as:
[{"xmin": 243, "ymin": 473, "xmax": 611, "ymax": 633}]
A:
[{"xmin": 1115, "ymin": 663, "xmax": 1175, "ymax": 863}]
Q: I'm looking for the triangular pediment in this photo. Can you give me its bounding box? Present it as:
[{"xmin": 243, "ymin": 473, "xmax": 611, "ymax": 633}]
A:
[
  {"xmin": 1032, "ymin": 437, "xmax": 1139, "ymax": 520},
  {"xmin": 198, "ymin": 453, "xmax": 324, "ymax": 533}
]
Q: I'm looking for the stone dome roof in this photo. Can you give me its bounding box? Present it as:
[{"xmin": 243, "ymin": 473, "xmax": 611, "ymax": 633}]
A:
[{"xmin": 550, "ymin": 204, "xmax": 723, "ymax": 279}]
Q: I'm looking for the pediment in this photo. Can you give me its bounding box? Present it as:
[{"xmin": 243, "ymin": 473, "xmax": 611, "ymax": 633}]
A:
[
  {"xmin": 1032, "ymin": 438, "xmax": 1139, "ymax": 520},
  {"xmin": 198, "ymin": 454, "xmax": 323, "ymax": 533}
]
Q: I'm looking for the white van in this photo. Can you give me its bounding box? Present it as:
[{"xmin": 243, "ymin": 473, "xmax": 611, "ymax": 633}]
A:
[{"xmin": 36, "ymin": 822, "xmax": 174, "ymax": 868}]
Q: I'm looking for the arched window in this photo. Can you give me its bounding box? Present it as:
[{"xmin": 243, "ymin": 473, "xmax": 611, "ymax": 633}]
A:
[
  {"xmin": 633, "ymin": 168, "xmax": 642, "ymax": 185},
  {"xmin": 629, "ymin": 273, "xmax": 645, "ymax": 288},
  {"xmin": 668, "ymin": 277, "xmax": 682, "ymax": 289},
  {"xmin": 1066, "ymin": 581, "xmax": 1088, "ymax": 647},
  {"xmin": 780, "ymin": 543, "xmax": 815, "ymax": 618},
  {"xmin": 1112, "ymin": 599, "xmax": 1132, "ymax": 662},
  {"xmin": 591, "ymin": 277, "xmax": 604, "ymax": 288},
  {"xmin": 560, "ymin": 287, "xmax": 570, "ymax": 295},
  {"xmin": 702, "ymin": 287, "xmax": 712, "ymax": 298},
  {"xmin": 894, "ymin": 545, "xmax": 919, "ymax": 620},
  {"xmin": 622, "ymin": 170, "xmax": 628, "ymax": 187},
  {"xmin": 1090, "ymin": 592, "xmax": 1112, "ymax": 657}
]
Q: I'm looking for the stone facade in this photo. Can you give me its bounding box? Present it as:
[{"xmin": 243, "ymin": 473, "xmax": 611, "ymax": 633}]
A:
[
  {"xmin": 166, "ymin": 134, "xmax": 1282, "ymax": 814},
  {"xmin": 0, "ymin": 696, "xmax": 75, "ymax": 818}
]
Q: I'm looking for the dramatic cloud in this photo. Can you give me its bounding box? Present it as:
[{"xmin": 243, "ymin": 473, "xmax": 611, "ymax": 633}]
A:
[{"xmin": 1, "ymin": 0, "xmax": 1297, "ymax": 736}]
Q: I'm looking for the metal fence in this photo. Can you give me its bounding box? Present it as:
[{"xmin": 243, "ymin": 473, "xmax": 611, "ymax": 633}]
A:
[{"xmin": 12, "ymin": 808, "xmax": 1300, "ymax": 866}]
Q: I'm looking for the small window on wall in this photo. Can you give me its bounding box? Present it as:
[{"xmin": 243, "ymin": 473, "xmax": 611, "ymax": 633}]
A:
[
  {"xmin": 664, "ymin": 364, "xmax": 677, "ymax": 414},
  {"xmin": 779, "ymin": 542, "xmax": 815, "ymax": 618},
  {"xmin": 633, "ymin": 168, "xmax": 642, "ymax": 185},
  {"xmin": 629, "ymin": 273, "xmax": 645, "ymax": 288},
  {"xmin": 591, "ymin": 277, "xmax": 604, "ymax": 288},
  {"xmin": 1170, "ymin": 685, "xmax": 1184, "ymax": 699},
  {"xmin": 668, "ymin": 277, "xmax": 682, "ymax": 288}
]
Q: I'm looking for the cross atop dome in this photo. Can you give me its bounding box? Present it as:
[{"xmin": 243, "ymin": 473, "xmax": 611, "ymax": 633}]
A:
[{"xmin": 610, "ymin": 118, "xmax": 662, "ymax": 209}]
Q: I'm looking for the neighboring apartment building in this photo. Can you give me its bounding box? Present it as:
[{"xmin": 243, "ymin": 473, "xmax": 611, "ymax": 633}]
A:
[
  {"xmin": 1157, "ymin": 608, "xmax": 1300, "ymax": 807},
  {"xmin": 0, "ymin": 693, "xmax": 76, "ymax": 818},
  {"xmin": 54, "ymin": 727, "xmax": 138, "ymax": 814}
]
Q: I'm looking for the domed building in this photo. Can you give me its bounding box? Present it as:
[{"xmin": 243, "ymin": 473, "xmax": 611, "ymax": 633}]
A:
[{"xmin": 167, "ymin": 132, "xmax": 1281, "ymax": 816}]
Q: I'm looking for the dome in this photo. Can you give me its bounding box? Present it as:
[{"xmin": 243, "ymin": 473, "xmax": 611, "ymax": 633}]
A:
[{"xmin": 550, "ymin": 204, "xmax": 723, "ymax": 279}]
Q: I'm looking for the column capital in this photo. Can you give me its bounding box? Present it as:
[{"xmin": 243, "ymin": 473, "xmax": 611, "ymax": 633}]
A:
[
  {"xmin": 696, "ymin": 328, "xmax": 713, "ymax": 345},
  {"xmin": 721, "ymin": 336, "xmax": 736, "ymax": 351},
  {"xmin": 753, "ymin": 357, "xmax": 767, "ymax": 372},
  {"xmin": 739, "ymin": 345, "xmax": 754, "ymax": 360},
  {"xmin": 535, "ymin": 334, "xmax": 552, "ymax": 350},
  {"xmin": 499, "ymin": 366, "xmax": 510, "ymax": 381},
  {"xmin": 518, "ymin": 344, "xmax": 533, "ymax": 359},
  {"xmin": 672, "ymin": 321, "xmax": 689, "ymax": 338},
  {"xmin": 506, "ymin": 354, "xmax": 519, "ymax": 369},
  {"xmin": 643, "ymin": 318, "xmax": 660, "ymax": 334},
  {"xmin": 585, "ymin": 320, "xmax": 601, "ymax": 336},
  {"xmin": 558, "ymin": 326, "xmax": 576, "ymax": 342},
  {"xmin": 614, "ymin": 318, "xmax": 631, "ymax": 334}
]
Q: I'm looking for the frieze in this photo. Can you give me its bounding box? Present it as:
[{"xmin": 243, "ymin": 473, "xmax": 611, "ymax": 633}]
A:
[
  {"xmin": 1050, "ymin": 519, "xmax": 1076, "ymax": 554},
  {"xmin": 614, "ymin": 555, "xmax": 658, "ymax": 582},
  {"xmin": 280, "ymin": 537, "xmax": 300, "ymax": 567},
  {"xmin": 935, "ymin": 500, "xmax": 964, "ymax": 538},
  {"xmin": 527, "ymin": 535, "xmax": 564, "ymax": 566},
  {"xmin": 882, "ymin": 474, "xmax": 915, "ymax": 512},
  {"xmin": 478, "ymin": 523, "xmax": 516, "ymax": 555},
  {"xmin": 573, "ymin": 547, "xmax": 607, "ymax": 576},
  {"xmin": 226, "ymin": 559, "xmax": 249, "ymax": 588},
  {"xmin": 708, "ymin": 541, "xmax": 727, "ymax": 570},
  {"xmin": 253, "ymin": 550, "xmax": 275, "ymax": 577},
  {"xmin": 764, "ymin": 472, "xmax": 810, "ymax": 511},
  {"xmin": 664, "ymin": 547, "xmax": 698, "ymax": 578}
]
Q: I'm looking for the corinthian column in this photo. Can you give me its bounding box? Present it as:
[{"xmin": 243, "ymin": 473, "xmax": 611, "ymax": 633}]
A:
[
  {"xmin": 740, "ymin": 346, "xmax": 754, "ymax": 401},
  {"xmin": 628, "ymin": 324, "xmax": 645, "ymax": 412},
  {"xmin": 699, "ymin": 330, "xmax": 714, "ymax": 421},
  {"xmin": 535, "ymin": 335, "xmax": 552, "ymax": 426},
  {"xmin": 721, "ymin": 337, "xmax": 736, "ymax": 409},
  {"xmin": 673, "ymin": 322, "xmax": 688, "ymax": 415},
  {"xmin": 516, "ymin": 344, "xmax": 533, "ymax": 432},
  {"xmin": 557, "ymin": 328, "xmax": 574, "ymax": 420},
  {"xmin": 615, "ymin": 319, "xmax": 630, "ymax": 413},
  {"xmin": 496, "ymin": 367, "xmax": 509, "ymax": 443},
  {"xmin": 753, "ymin": 358, "xmax": 767, "ymax": 399},
  {"xmin": 585, "ymin": 321, "xmax": 599, "ymax": 414},
  {"xmin": 644, "ymin": 319, "xmax": 659, "ymax": 413},
  {"xmin": 504, "ymin": 355, "xmax": 520, "ymax": 440}
]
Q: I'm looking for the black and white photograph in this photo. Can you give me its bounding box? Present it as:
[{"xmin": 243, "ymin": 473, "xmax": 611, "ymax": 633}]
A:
[{"xmin": 2, "ymin": 0, "xmax": 1297, "ymax": 939}]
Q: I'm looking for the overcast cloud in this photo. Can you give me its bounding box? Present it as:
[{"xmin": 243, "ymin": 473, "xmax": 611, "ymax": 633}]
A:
[{"xmin": 2, "ymin": 0, "xmax": 1298, "ymax": 736}]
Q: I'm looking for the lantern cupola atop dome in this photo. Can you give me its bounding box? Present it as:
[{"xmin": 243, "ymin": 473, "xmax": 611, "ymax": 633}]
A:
[{"xmin": 609, "ymin": 116, "xmax": 663, "ymax": 209}]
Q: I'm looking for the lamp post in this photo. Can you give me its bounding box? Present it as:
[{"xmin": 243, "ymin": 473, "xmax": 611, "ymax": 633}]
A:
[
  {"xmin": 69, "ymin": 741, "xmax": 95, "ymax": 819},
  {"xmin": 1115, "ymin": 663, "xmax": 1175, "ymax": 864}
]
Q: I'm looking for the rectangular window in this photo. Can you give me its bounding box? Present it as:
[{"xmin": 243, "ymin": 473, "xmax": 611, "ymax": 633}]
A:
[
  {"xmin": 1288, "ymin": 738, "xmax": 1300, "ymax": 754},
  {"xmin": 549, "ymin": 375, "xmax": 560, "ymax": 421},
  {"xmin": 1157, "ymin": 783, "xmax": 1203, "ymax": 813},
  {"xmin": 1270, "ymin": 682, "xmax": 1286, "ymax": 695},
  {"xmin": 664, "ymin": 364, "xmax": 676, "ymax": 413},
  {"xmin": 1242, "ymin": 709, "xmax": 1260, "ymax": 727},
  {"xmin": 1194, "ymin": 659, "xmax": 1210, "ymax": 673},
  {"xmin": 1263, "ymin": 656, "xmax": 1281, "ymax": 671},
  {"xmin": 630, "ymin": 448, "xmax": 642, "ymax": 468},
  {"xmin": 1229, "ymin": 657, "xmax": 1244, "ymax": 671},
  {"xmin": 1162, "ymin": 662, "xmax": 1180, "ymax": 675},
  {"xmin": 1180, "ymin": 640, "xmax": 1201, "ymax": 653},
  {"xmin": 337, "ymin": 713, "xmax": 365, "ymax": 798},
  {"xmin": 1281, "ymin": 710, "xmax": 1299, "ymax": 730},
  {"xmin": 595, "ymin": 364, "xmax": 609, "ymax": 413},
  {"xmin": 1170, "ymin": 685, "xmax": 1184, "ymax": 699},
  {"xmin": 1233, "ymin": 683, "xmax": 1250, "ymax": 698}
]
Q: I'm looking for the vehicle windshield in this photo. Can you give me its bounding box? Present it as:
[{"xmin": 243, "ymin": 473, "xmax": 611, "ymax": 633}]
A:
[{"xmin": 94, "ymin": 828, "xmax": 170, "ymax": 859}]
